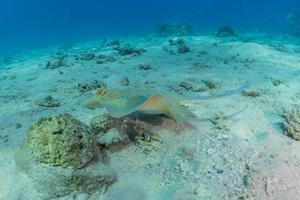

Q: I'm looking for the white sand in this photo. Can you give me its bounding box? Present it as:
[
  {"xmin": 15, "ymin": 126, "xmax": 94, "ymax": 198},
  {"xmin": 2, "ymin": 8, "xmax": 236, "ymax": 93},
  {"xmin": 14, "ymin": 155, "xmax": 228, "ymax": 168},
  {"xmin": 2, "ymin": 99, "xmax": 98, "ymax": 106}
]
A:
[{"xmin": 1, "ymin": 33, "xmax": 300, "ymax": 199}]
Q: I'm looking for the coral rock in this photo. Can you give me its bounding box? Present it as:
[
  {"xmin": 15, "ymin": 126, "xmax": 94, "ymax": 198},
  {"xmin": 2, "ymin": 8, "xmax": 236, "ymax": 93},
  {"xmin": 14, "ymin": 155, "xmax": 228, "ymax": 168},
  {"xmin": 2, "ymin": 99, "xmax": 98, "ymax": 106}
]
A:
[
  {"xmin": 24, "ymin": 113, "xmax": 97, "ymax": 168},
  {"xmin": 77, "ymin": 80, "xmax": 107, "ymax": 93},
  {"xmin": 177, "ymin": 43, "xmax": 190, "ymax": 54},
  {"xmin": 90, "ymin": 114, "xmax": 155, "ymax": 144},
  {"xmin": 15, "ymin": 113, "xmax": 115, "ymax": 198},
  {"xmin": 90, "ymin": 114, "xmax": 113, "ymax": 134},
  {"xmin": 167, "ymin": 38, "xmax": 190, "ymax": 54},
  {"xmin": 283, "ymin": 107, "xmax": 300, "ymax": 141},
  {"xmin": 113, "ymin": 44, "xmax": 146, "ymax": 56},
  {"xmin": 90, "ymin": 115, "xmax": 130, "ymax": 147}
]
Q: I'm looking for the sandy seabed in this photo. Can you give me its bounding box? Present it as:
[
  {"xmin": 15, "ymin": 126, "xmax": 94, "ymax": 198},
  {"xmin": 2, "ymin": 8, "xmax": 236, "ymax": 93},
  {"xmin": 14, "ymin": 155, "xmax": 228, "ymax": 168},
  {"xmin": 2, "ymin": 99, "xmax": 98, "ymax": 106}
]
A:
[{"xmin": 1, "ymin": 32, "xmax": 300, "ymax": 200}]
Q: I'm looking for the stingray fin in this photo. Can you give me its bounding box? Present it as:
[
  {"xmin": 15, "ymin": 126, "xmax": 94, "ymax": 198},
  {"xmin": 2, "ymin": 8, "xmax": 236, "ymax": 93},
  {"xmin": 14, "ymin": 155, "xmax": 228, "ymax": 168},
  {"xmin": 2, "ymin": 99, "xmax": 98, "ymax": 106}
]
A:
[
  {"xmin": 139, "ymin": 94, "xmax": 191, "ymax": 123},
  {"xmin": 102, "ymin": 95, "xmax": 148, "ymax": 118},
  {"xmin": 139, "ymin": 95, "xmax": 171, "ymax": 114},
  {"xmin": 84, "ymin": 96, "xmax": 103, "ymax": 109}
]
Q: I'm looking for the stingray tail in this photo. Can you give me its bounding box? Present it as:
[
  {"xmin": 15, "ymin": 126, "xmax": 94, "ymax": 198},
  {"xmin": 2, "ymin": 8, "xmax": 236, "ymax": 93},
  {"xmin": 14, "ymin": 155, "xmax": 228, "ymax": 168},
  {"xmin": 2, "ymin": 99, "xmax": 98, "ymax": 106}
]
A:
[
  {"xmin": 182, "ymin": 82, "xmax": 250, "ymax": 104},
  {"xmin": 188, "ymin": 105, "xmax": 248, "ymax": 123}
]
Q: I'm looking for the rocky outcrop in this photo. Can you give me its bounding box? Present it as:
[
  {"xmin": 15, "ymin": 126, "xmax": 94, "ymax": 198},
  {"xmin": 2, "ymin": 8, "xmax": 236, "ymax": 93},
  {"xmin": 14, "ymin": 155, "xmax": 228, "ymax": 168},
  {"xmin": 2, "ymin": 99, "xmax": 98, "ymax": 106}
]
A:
[
  {"xmin": 283, "ymin": 107, "xmax": 300, "ymax": 141},
  {"xmin": 15, "ymin": 113, "xmax": 115, "ymax": 198}
]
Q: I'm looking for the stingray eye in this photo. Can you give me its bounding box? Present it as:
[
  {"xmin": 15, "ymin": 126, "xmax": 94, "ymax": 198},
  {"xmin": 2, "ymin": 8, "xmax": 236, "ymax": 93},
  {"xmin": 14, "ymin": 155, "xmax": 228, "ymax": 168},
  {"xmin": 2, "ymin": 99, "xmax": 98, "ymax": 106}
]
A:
[
  {"xmin": 96, "ymin": 88, "xmax": 107, "ymax": 96},
  {"xmin": 95, "ymin": 88, "xmax": 102, "ymax": 95}
]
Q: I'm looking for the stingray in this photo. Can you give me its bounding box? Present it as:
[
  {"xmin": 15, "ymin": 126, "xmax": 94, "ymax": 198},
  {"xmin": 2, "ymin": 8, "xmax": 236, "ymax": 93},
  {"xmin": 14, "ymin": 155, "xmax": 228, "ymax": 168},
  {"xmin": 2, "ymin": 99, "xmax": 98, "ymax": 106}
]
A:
[{"xmin": 85, "ymin": 84, "xmax": 248, "ymax": 123}]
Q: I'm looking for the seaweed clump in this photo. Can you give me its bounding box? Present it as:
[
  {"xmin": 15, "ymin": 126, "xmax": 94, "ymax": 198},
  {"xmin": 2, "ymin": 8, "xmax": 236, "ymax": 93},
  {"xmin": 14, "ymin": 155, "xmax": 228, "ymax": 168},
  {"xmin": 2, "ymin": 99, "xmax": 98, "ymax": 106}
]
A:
[
  {"xmin": 216, "ymin": 25, "xmax": 235, "ymax": 37},
  {"xmin": 283, "ymin": 107, "xmax": 300, "ymax": 141},
  {"xmin": 155, "ymin": 23, "xmax": 193, "ymax": 37},
  {"xmin": 287, "ymin": 10, "xmax": 300, "ymax": 36},
  {"xmin": 15, "ymin": 113, "xmax": 115, "ymax": 198}
]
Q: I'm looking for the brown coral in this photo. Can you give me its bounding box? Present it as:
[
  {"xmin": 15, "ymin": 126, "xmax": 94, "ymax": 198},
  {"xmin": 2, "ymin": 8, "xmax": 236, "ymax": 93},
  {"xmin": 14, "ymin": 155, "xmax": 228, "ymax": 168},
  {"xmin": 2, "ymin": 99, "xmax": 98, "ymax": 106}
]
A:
[{"xmin": 283, "ymin": 107, "xmax": 300, "ymax": 140}]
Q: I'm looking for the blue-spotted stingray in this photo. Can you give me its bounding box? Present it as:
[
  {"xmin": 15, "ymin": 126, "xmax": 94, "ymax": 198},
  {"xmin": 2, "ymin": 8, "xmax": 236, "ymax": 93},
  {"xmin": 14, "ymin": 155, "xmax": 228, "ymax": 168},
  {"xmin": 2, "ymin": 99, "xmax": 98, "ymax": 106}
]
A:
[{"xmin": 85, "ymin": 84, "xmax": 248, "ymax": 123}]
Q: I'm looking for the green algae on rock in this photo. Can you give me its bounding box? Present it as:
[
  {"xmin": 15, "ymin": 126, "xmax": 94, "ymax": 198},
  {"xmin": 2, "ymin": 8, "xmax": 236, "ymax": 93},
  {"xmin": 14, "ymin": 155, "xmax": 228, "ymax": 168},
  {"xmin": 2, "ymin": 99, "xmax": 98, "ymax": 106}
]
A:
[
  {"xmin": 24, "ymin": 113, "xmax": 97, "ymax": 169},
  {"xmin": 15, "ymin": 113, "xmax": 116, "ymax": 198}
]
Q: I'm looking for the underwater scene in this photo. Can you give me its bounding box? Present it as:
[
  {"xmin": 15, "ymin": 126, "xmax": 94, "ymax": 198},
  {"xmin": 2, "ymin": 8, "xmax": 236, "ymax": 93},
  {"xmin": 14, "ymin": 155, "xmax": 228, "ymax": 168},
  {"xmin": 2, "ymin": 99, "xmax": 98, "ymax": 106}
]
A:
[{"xmin": 2, "ymin": 0, "xmax": 300, "ymax": 199}]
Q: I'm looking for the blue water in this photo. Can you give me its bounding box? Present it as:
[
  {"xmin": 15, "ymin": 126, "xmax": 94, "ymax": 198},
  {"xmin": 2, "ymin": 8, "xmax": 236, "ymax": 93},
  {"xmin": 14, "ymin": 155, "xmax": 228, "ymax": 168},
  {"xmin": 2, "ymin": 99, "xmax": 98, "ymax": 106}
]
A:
[{"xmin": 1, "ymin": 0, "xmax": 300, "ymax": 56}]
